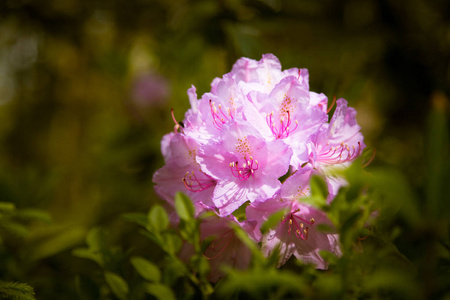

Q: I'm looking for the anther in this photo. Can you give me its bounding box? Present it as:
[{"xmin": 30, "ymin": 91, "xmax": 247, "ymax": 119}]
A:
[
  {"xmin": 209, "ymin": 99, "xmax": 233, "ymax": 130},
  {"xmin": 171, "ymin": 108, "xmax": 182, "ymax": 133}
]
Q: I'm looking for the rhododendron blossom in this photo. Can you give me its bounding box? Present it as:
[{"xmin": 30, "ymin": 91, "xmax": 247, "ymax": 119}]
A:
[
  {"xmin": 246, "ymin": 166, "xmax": 341, "ymax": 268},
  {"xmin": 153, "ymin": 54, "xmax": 366, "ymax": 280}
]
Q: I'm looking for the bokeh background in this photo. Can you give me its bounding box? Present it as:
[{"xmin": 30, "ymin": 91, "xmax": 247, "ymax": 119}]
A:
[{"xmin": 0, "ymin": 0, "xmax": 448, "ymax": 299}]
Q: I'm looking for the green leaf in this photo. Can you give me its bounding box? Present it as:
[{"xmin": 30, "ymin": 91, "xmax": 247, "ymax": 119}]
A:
[
  {"xmin": 300, "ymin": 175, "xmax": 328, "ymax": 209},
  {"xmin": 174, "ymin": 192, "xmax": 195, "ymax": 221},
  {"xmin": 231, "ymin": 223, "xmax": 264, "ymax": 264},
  {"xmin": 122, "ymin": 213, "xmax": 149, "ymax": 228},
  {"xmin": 0, "ymin": 280, "xmax": 35, "ymax": 300},
  {"xmin": 319, "ymin": 250, "xmax": 339, "ymax": 265},
  {"xmin": 86, "ymin": 228, "xmax": 107, "ymax": 252},
  {"xmin": 163, "ymin": 259, "xmax": 186, "ymax": 286},
  {"xmin": 148, "ymin": 205, "xmax": 169, "ymax": 232},
  {"xmin": 139, "ymin": 230, "xmax": 163, "ymax": 247},
  {"xmin": 190, "ymin": 254, "xmax": 210, "ymax": 278},
  {"xmin": 28, "ymin": 226, "xmax": 86, "ymax": 261},
  {"xmin": 231, "ymin": 201, "xmax": 249, "ymax": 221},
  {"xmin": 161, "ymin": 232, "xmax": 182, "ymax": 255},
  {"xmin": 309, "ymin": 175, "xmax": 328, "ymax": 202},
  {"xmin": 144, "ymin": 283, "xmax": 176, "ymax": 300},
  {"xmin": 104, "ymin": 271, "xmax": 129, "ymax": 300},
  {"xmin": 178, "ymin": 218, "xmax": 197, "ymax": 244},
  {"xmin": 16, "ymin": 209, "xmax": 52, "ymax": 223},
  {"xmin": 218, "ymin": 268, "xmax": 306, "ymax": 298},
  {"xmin": 261, "ymin": 209, "xmax": 287, "ymax": 234},
  {"xmin": 0, "ymin": 221, "xmax": 29, "ymax": 238},
  {"xmin": 130, "ymin": 256, "xmax": 161, "ymax": 282},
  {"xmin": 0, "ymin": 202, "xmax": 15, "ymax": 212},
  {"xmin": 72, "ymin": 247, "xmax": 103, "ymax": 266}
]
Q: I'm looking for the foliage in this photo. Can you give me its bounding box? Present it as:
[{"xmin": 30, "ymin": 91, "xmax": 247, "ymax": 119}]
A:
[
  {"xmin": 73, "ymin": 125, "xmax": 450, "ymax": 299},
  {"xmin": 0, "ymin": 281, "xmax": 35, "ymax": 300},
  {"xmin": 0, "ymin": 203, "xmax": 48, "ymax": 300}
]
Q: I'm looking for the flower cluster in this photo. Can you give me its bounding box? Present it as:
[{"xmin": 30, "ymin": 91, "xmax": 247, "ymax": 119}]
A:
[{"xmin": 153, "ymin": 54, "xmax": 365, "ymax": 281}]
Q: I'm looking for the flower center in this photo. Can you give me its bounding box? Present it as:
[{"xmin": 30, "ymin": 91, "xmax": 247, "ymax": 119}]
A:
[
  {"xmin": 229, "ymin": 156, "xmax": 259, "ymax": 181},
  {"xmin": 266, "ymin": 110, "xmax": 299, "ymax": 139},
  {"xmin": 282, "ymin": 209, "xmax": 315, "ymax": 240},
  {"xmin": 182, "ymin": 170, "xmax": 216, "ymax": 192},
  {"xmin": 266, "ymin": 94, "xmax": 299, "ymax": 139},
  {"xmin": 210, "ymin": 100, "xmax": 234, "ymax": 130},
  {"xmin": 317, "ymin": 141, "xmax": 362, "ymax": 164}
]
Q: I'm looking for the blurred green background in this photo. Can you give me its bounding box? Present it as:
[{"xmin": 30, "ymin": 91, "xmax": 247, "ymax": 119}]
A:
[{"xmin": 0, "ymin": 0, "xmax": 448, "ymax": 298}]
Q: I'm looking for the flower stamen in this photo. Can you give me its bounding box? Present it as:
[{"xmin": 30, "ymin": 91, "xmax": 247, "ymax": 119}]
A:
[
  {"xmin": 282, "ymin": 211, "xmax": 315, "ymax": 240},
  {"xmin": 229, "ymin": 156, "xmax": 259, "ymax": 181},
  {"xmin": 362, "ymin": 148, "xmax": 376, "ymax": 168},
  {"xmin": 171, "ymin": 108, "xmax": 184, "ymax": 132},
  {"xmin": 327, "ymin": 96, "xmax": 336, "ymax": 113},
  {"xmin": 266, "ymin": 110, "xmax": 299, "ymax": 139},
  {"xmin": 182, "ymin": 170, "xmax": 215, "ymax": 192},
  {"xmin": 210, "ymin": 100, "xmax": 234, "ymax": 130},
  {"xmin": 318, "ymin": 141, "xmax": 362, "ymax": 164}
]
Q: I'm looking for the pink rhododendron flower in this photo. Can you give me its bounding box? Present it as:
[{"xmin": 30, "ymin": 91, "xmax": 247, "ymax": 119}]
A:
[
  {"xmin": 310, "ymin": 98, "xmax": 365, "ymax": 168},
  {"xmin": 247, "ymin": 166, "xmax": 341, "ymax": 268},
  {"xmin": 308, "ymin": 98, "xmax": 366, "ymax": 201},
  {"xmin": 196, "ymin": 121, "xmax": 292, "ymax": 216},
  {"xmin": 153, "ymin": 54, "xmax": 366, "ymax": 277},
  {"xmin": 153, "ymin": 133, "xmax": 216, "ymax": 213}
]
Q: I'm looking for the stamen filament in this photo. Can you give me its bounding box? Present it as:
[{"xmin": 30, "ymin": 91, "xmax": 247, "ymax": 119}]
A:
[
  {"xmin": 327, "ymin": 96, "xmax": 337, "ymax": 113},
  {"xmin": 362, "ymin": 148, "xmax": 376, "ymax": 168},
  {"xmin": 318, "ymin": 142, "xmax": 362, "ymax": 164},
  {"xmin": 171, "ymin": 108, "xmax": 183, "ymax": 132},
  {"xmin": 182, "ymin": 170, "xmax": 215, "ymax": 192},
  {"xmin": 266, "ymin": 110, "xmax": 299, "ymax": 139},
  {"xmin": 229, "ymin": 157, "xmax": 259, "ymax": 181},
  {"xmin": 210, "ymin": 100, "xmax": 234, "ymax": 130},
  {"xmin": 281, "ymin": 210, "xmax": 315, "ymax": 240}
]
